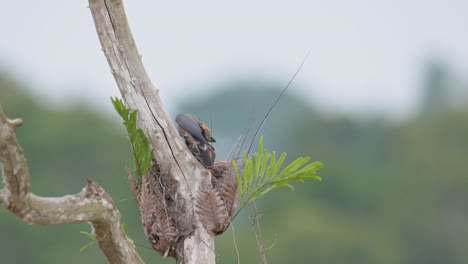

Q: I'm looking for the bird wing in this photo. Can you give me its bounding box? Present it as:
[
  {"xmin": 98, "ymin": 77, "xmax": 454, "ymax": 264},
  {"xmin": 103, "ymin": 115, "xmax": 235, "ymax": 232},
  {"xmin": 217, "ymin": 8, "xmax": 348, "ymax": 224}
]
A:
[{"xmin": 175, "ymin": 114, "xmax": 208, "ymax": 144}]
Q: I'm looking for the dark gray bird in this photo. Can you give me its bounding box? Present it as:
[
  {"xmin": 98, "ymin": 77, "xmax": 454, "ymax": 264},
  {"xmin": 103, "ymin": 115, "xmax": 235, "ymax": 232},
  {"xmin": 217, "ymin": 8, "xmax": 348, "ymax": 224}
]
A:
[{"xmin": 175, "ymin": 114, "xmax": 216, "ymax": 167}]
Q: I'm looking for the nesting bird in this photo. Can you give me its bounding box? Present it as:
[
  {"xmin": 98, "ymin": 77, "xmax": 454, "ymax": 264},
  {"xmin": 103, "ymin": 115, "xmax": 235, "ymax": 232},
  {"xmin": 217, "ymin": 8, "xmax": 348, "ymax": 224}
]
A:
[{"xmin": 175, "ymin": 114, "xmax": 216, "ymax": 167}]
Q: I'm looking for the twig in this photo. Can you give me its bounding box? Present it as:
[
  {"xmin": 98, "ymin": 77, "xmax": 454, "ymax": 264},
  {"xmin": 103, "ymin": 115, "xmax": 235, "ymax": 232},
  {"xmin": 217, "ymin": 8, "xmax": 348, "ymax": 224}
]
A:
[
  {"xmin": 230, "ymin": 224, "xmax": 241, "ymax": 264},
  {"xmin": 246, "ymin": 51, "xmax": 311, "ymax": 156},
  {"xmin": 250, "ymin": 201, "xmax": 268, "ymax": 264}
]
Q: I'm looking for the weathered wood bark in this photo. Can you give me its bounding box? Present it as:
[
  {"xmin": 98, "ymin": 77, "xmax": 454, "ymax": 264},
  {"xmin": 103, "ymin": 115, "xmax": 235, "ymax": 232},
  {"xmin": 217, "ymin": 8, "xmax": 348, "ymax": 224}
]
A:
[
  {"xmin": 0, "ymin": 104, "xmax": 143, "ymax": 264},
  {"xmin": 88, "ymin": 0, "xmax": 216, "ymax": 263}
]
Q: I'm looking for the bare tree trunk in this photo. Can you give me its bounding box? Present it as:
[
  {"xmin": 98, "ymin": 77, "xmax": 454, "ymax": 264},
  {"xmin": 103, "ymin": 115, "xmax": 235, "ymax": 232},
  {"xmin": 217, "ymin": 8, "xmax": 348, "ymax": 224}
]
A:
[
  {"xmin": 88, "ymin": 0, "xmax": 216, "ymax": 263},
  {"xmin": 1, "ymin": 0, "xmax": 217, "ymax": 262}
]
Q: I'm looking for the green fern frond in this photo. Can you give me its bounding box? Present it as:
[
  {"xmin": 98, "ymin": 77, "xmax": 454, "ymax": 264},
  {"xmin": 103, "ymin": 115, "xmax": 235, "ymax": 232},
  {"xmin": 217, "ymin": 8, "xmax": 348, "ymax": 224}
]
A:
[
  {"xmin": 111, "ymin": 97, "xmax": 154, "ymax": 178},
  {"xmin": 234, "ymin": 136, "xmax": 323, "ymax": 208}
]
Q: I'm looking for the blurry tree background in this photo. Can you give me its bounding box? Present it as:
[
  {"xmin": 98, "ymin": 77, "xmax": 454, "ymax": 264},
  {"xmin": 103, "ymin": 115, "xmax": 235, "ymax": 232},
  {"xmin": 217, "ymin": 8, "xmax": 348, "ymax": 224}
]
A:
[
  {"xmin": 2, "ymin": 1, "xmax": 468, "ymax": 263},
  {"xmin": 1, "ymin": 56, "xmax": 468, "ymax": 263}
]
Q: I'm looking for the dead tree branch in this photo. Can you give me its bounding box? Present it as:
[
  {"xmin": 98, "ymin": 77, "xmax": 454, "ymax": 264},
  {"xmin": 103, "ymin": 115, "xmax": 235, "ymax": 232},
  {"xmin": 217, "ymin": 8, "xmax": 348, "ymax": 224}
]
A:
[
  {"xmin": 88, "ymin": 0, "xmax": 216, "ymax": 263},
  {"xmin": 0, "ymin": 105, "xmax": 143, "ymax": 264}
]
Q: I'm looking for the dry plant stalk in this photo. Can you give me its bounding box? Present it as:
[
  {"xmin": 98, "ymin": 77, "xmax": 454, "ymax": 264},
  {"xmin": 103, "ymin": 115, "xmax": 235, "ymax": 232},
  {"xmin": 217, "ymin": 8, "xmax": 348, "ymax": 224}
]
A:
[{"xmin": 196, "ymin": 161, "xmax": 239, "ymax": 236}]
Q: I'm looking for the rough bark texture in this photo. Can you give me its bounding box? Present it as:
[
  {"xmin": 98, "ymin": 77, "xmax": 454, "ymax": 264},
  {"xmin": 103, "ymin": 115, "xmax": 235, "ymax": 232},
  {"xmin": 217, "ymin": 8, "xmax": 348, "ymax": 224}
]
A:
[
  {"xmin": 88, "ymin": 0, "xmax": 215, "ymax": 263},
  {"xmin": 0, "ymin": 105, "xmax": 143, "ymax": 264}
]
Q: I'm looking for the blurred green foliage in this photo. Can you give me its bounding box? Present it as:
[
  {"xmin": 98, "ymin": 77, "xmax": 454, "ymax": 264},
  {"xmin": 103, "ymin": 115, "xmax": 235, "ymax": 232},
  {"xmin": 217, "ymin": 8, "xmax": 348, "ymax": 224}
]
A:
[{"xmin": 1, "ymin": 63, "xmax": 468, "ymax": 264}]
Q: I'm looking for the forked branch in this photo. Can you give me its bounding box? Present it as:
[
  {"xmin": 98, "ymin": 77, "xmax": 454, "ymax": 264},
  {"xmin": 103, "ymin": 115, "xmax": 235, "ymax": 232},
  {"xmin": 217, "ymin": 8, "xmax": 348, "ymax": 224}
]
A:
[{"xmin": 0, "ymin": 105, "xmax": 143, "ymax": 264}]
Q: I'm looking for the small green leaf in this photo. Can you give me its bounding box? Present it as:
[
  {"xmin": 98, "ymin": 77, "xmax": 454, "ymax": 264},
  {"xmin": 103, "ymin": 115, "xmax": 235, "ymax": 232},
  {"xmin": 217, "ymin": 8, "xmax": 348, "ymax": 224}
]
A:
[
  {"xmin": 80, "ymin": 241, "xmax": 96, "ymax": 252},
  {"xmin": 79, "ymin": 223, "xmax": 97, "ymax": 252},
  {"xmin": 122, "ymin": 223, "xmax": 129, "ymax": 237},
  {"xmin": 80, "ymin": 231, "xmax": 97, "ymax": 241}
]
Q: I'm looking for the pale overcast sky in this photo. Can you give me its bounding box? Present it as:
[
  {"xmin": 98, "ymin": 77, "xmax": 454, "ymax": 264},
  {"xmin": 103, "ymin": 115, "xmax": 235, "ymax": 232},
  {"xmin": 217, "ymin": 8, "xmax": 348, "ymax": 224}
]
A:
[{"xmin": 1, "ymin": 0, "xmax": 467, "ymax": 118}]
